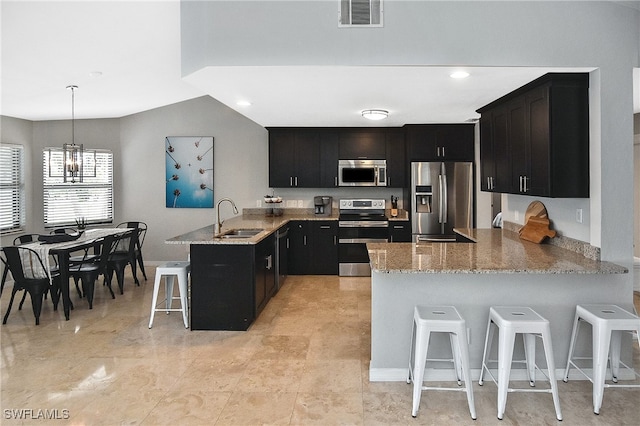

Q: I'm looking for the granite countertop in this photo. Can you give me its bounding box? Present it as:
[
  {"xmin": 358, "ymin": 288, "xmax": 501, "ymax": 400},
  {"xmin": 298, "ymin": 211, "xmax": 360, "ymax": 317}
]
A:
[
  {"xmin": 165, "ymin": 211, "xmax": 338, "ymax": 245},
  {"xmin": 166, "ymin": 208, "xmax": 409, "ymax": 245},
  {"xmin": 367, "ymin": 228, "xmax": 628, "ymax": 275}
]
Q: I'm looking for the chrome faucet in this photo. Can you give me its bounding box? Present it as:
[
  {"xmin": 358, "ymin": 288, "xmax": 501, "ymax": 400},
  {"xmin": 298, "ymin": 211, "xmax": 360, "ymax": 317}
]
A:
[{"xmin": 216, "ymin": 198, "xmax": 238, "ymax": 234}]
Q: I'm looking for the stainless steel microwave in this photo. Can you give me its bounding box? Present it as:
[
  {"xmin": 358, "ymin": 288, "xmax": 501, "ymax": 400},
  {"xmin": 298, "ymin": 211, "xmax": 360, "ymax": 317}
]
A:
[{"xmin": 338, "ymin": 159, "xmax": 387, "ymax": 187}]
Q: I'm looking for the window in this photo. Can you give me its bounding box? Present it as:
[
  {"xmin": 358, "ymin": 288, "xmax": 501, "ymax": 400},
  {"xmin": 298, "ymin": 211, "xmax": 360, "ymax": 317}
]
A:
[
  {"xmin": 43, "ymin": 148, "xmax": 113, "ymax": 228},
  {"xmin": 0, "ymin": 144, "xmax": 25, "ymax": 234}
]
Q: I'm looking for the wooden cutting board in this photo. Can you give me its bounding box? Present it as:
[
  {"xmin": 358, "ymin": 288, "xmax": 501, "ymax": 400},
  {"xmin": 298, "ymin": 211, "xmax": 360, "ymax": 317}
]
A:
[{"xmin": 519, "ymin": 201, "xmax": 556, "ymax": 243}]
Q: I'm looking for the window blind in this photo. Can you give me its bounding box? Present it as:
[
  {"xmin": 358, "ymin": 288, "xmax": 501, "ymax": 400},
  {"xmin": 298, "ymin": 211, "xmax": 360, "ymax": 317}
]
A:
[
  {"xmin": 43, "ymin": 148, "xmax": 113, "ymax": 228},
  {"xmin": 0, "ymin": 144, "xmax": 25, "ymax": 234}
]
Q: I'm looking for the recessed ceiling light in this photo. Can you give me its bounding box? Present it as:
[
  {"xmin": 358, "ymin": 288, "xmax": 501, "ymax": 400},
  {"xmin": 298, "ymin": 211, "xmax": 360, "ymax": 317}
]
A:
[
  {"xmin": 450, "ymin": 71, "xmax": 470, "ymax": 79},
  {"xmin": 88, "ymin": 71, "xmax": 103, "ymax": 78},
  {"xmin": 236, "ymin": 100, "xmax": 252, "ymax": 106},
  {"xmin": 361, "ymin": 109, "xmax": 388, "ymax": 120}
]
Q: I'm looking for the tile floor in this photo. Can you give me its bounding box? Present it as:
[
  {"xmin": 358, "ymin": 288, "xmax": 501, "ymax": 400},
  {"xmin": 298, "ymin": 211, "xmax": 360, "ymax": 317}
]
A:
[{"xmin": 1, "ymin": 270, "xmax": 639, "ymax": 425}]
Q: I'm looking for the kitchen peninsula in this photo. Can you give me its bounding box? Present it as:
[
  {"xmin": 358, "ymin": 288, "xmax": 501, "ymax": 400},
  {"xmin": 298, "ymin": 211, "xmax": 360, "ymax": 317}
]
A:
[
  {"xmin": 166, "ymin": 212, "xmax": 338, "ymax": 330},
  {"xmin": 367, "ymin": 229, "xmax": 629, "ymax": 382}
]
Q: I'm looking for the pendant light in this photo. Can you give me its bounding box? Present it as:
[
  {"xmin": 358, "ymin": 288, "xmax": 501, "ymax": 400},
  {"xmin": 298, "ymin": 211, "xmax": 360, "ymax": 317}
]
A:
[{"xmin": 63, "ymin": 85, "xmax": 83, "ymax": 183}]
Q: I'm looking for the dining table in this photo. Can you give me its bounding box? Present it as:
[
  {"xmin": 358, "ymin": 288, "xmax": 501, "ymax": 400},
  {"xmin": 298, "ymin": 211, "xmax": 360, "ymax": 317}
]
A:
[{"xmin": 21, "ymin": 228, "xmax": 133, "ymax": 320}]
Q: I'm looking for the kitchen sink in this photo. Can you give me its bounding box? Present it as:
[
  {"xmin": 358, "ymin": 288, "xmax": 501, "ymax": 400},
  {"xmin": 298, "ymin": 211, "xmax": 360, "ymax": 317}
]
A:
[{"xmin": 218, "ymin": 228, "xmax": 263, "ymax": 239}]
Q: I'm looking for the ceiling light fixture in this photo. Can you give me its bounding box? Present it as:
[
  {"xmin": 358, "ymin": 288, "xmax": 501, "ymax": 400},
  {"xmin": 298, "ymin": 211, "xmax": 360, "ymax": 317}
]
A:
[
  {"xmin": 450, "ymin": 71, "xmax": 470, "ymax": 79},
  {"xmin": 236, "ymin": 100, "xmax": 252, "ymax": 106},
  {"xmin": 361, "ymin": 109, "xmax": 388, "ymax": 120},
  {"xmin": 63, "ymin": 85, "xmax": 83, "ymax": 183}
]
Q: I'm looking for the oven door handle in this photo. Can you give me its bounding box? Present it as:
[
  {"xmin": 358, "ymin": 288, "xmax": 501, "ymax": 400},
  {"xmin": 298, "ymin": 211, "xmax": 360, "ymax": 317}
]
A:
[
  {"xmin": 339, "ymin": 238, "xmax": 388, "ymax": 244},
  {"xmin": 339, "ymin": 221, "xmax": 389, "ymax": 228}
]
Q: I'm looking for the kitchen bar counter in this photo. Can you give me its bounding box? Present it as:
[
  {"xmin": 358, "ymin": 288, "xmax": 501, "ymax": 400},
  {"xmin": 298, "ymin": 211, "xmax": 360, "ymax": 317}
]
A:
[
  {"xmin": 367, "ymin": 229, "xmax": 631, "ymax": 382},
  {"xmin": 368, "ymin": 228, "xmax": 627, "ymax": 274}
]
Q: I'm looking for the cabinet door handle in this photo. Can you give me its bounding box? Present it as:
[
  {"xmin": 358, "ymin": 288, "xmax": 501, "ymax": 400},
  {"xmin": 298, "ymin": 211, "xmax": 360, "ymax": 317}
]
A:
[
  {"xmin": 303, "ymin": 235, "xmax": 307, "ymax": 246},
  {"xmin": 334, "ymin": 235, "xmax": 337, "ymax": 245},
  {"xmin": 266, "ymin": 255, "xmax": 272, "ymax": 270},
  {"xmin": 290, "ymin": 176, "xmax": 293, "ymax": 187},
  {"xmin": 320, "ymin": 225, "xmax": 330, "ymax": 229},
  {"xmin": 437, "ymin": 146, "xmax": 441, "ymax": 157},
  {"xmin": 294, "ymin": 176, "xmax": 298, "ymax": 187},
  {"xmin": 441, "ymin": 146, "xmax": 445, "ymax": 157},
  {"xmin": 523, "ymin": 176, "xmax": 528, "ymax": 193},
  {"xmin": 335, "ymin": 176, "xmax": 338, "ymax": 186}
]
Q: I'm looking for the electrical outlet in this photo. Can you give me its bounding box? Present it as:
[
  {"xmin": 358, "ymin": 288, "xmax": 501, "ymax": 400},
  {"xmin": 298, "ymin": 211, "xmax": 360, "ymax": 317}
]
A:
[
  {"xmin": 297, "ymin": 200, "xmax": 304, "ymax": 208},
  {"xmin": 514, "ymin": 211, "xmax": 520, "ymax": 222},
  {"xmin": 286, "ymin": 200, "xmax": 296, "ymax": 208},
  {"xmin": 256, "ymin": 200, "xmax": 262, "ymax": 208},
  {"xmin": 576, "ymin": 208, "xmax": 583, "ymax": 223}
]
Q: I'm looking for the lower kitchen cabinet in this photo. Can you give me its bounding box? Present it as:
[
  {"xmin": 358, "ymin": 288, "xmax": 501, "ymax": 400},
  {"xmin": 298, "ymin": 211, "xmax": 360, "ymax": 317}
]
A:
[
  {"xmin": 388, "ymin": 221, "xmax": 412, "ymax": 242},
  {"xmin": 288, "ymin": 220, "xmax": 338, "ymax": 275},
  {"xmin": 190, "ymin": 234, "xmax": 276, "ymax": 331}
]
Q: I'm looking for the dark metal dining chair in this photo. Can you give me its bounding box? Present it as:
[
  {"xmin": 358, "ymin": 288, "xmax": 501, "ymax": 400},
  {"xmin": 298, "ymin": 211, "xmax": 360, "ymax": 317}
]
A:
[
  {"xmin": 117, "ymin": 221, "xmax": 148, "ymax": 281},
  {"xmin": 2, "ymin": 246, "xmax": 61, "ymax": 325},
  {"xmin": 107, "ymin": 229, "xmax": 139, "ymax": 294},
  {"xmin": 67, "ymin": 235, "xmax": 116, "ymax": 309}
]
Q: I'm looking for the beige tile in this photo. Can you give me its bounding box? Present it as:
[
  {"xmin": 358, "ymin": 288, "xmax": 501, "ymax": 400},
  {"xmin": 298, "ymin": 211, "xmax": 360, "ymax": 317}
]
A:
[
  {"xmin": 140, "ymin": 390, "xmax": 232, "ymax": 425},
  {"xmin": 216, "ymin": 391, "xmax": 297, "ymax": 425},
  {"xmin": 291, "ymin": 392, "xmax": 364, "ymax": 425}
]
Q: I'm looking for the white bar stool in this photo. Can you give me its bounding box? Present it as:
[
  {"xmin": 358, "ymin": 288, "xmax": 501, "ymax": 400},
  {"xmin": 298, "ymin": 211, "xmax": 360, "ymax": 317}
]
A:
[
  {"xmin": 407, "ymin": 305, "xmax": 476, "ymax": 419},
  {"xmin": 478, "ymin": 306, "xmax": 562, "ymax": 421},
  {"xmin": 562, "ymin": 304, "xmax": 640, "ymax": 414},
  {"xmin": 148, "ymin": 261, "xmax": 190, "ymax": 329}
]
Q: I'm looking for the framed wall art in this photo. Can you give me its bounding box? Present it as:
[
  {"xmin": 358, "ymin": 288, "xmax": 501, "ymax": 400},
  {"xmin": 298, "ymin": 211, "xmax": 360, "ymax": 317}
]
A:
[{"xmin": 165, "ymin": 136, "xmax": 214, "ymax": 208}]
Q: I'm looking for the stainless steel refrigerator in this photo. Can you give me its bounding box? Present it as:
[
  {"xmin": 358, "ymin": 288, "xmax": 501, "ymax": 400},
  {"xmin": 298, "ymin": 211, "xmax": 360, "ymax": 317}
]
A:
[{"xmin": 411, "ymin": 161, "xmax": 473, "ymax": 242}]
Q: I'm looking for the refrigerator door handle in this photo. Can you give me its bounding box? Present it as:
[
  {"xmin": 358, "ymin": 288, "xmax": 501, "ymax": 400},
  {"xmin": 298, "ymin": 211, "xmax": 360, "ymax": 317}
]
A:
[
  {"xmin": 438, "ymin": 174, "xmax": 447, "ymax": 224},
  {"xmin": 442, "ymin": 173, "xmax": 448, "ymax": 223}
]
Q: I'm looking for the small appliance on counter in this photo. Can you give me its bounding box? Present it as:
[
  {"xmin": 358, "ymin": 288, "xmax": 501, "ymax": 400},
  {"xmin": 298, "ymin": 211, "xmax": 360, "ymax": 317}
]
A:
[{"xmin": 314, "ymin": 196, "xmax": 333, "ymax": 216}]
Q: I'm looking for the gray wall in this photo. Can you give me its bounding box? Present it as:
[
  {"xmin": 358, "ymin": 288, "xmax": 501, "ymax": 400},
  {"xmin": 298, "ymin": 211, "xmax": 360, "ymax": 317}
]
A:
[{"xmin": 118, "ymin": 96, "xmax": 267, "ymax": 261}]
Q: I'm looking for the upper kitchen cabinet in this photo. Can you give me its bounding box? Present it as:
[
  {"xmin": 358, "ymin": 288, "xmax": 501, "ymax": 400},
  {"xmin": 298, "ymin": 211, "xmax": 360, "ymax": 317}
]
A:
[
  {"xmin": 477, "ymin": 73, "xmax": 589, "ymax": 198},
  {"xmin": 269, "ymin": 128, "xmax": 321, "ymax": 188},
  {"xmin": 405, "ymin": 124, "xmax": 475, "ymax": 162},
  {"xmin": 319, "ymin": 132, "xmax": 339, "ymax": 187},
  {"xmin": 385, "ymin": 128, "xmax": 406, "ymax": 187},
  {"xmin": 338, "ymin": 129, "xmax": 386, "ymax": 159}
]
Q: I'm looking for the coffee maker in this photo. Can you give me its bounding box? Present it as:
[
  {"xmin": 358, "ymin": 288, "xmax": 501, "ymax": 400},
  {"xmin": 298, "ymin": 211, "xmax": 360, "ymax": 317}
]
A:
[{"xmin": 314, "ymin": 196, "xmax": 333, "ymax": 216}]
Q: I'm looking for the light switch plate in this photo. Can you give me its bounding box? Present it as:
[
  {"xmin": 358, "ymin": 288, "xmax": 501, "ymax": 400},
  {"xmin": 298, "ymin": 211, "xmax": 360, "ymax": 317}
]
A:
[{"xmin": 297, "ymin": 200, "xmax": 303, "ymax": 208}]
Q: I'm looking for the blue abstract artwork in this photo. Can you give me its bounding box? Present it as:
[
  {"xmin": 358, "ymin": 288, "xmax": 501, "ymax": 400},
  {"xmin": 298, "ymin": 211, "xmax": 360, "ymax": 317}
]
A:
[{"xmin": 165, "ymin": 136, "xmax": 214, "ymax": 208}]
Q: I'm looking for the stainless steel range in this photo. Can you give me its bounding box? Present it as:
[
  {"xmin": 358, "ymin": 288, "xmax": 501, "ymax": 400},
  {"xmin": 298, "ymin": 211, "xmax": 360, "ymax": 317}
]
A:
[{"xmin": 338, "ymin": 198, "xmax": 388, "ymax": 276}]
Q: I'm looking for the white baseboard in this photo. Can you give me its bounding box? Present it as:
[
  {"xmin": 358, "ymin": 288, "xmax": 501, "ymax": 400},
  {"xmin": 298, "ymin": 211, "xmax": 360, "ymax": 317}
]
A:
[{"xmin": 369, "ymin": 367, "xmax": 636, "ymax": 382}]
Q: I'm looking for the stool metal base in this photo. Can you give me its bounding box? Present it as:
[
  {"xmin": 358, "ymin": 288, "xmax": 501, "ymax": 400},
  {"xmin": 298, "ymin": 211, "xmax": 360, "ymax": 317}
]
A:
[
  {"xmin": 479, "ymin": 306, "xmax": 562, "ymax": 421},
  {"xmin": 407, "ymin": 305, "xmax": 476, "ymax": 420},
  {"xmin": 563, "ymin": 304, "xmax": 640, "ymax": 414}
]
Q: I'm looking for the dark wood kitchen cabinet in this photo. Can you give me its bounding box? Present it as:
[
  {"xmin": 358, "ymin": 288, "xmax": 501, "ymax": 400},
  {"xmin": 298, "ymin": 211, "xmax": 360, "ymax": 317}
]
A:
[
  {"xmin": 479, "ymin": 100, "xmax": 520, "ymax": 193},
  {"xmin": 405, "ymin": 124, "xmax": 475, "ymax": 162},
  {"xmin": 338, "ymin": 129, "xmax": 386, "ymax": 159},
  {"xmin": 255, "ymin": 234, "xmax": 276, "ymax": 314},
  {"xmin": 269, "ymin": 128, "xmax": 321, "ymax": 187},
  {"xmin": 388, "ymin": 221, "xmax": 411, "ymax": 242},
  {"xmin": 190, "ymin": 235, "xmax": 275, "ymax": 331},
  {"xmin": 477, "ymin": 73, "xmax": 589, "ymax": 198},
  {"xmin": 319, "ymin": 132, "xmax": 339, "ymax": 187},
  {"xmin": 288, "ymin": 220, "xmax": 338, "ymax": 275},
  {"xmin": 385, "ymin": 128, "xmax": 406, "ymax": 187}
]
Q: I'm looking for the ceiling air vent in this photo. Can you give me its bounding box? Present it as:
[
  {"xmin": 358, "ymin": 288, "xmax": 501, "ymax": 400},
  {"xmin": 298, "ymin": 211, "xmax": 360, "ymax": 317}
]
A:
[{"xmin": 339, "ymin": 0, "xmax": 383, "ymax": 27}]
